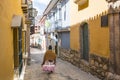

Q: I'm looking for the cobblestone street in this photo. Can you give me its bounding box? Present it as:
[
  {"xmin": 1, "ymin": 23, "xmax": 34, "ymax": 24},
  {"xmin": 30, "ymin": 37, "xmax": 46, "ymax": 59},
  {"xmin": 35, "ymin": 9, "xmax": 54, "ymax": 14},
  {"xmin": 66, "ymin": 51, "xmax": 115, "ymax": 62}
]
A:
[{"xmin": 24, "ymin": 48, "xmax": 100, "ymax": 80}]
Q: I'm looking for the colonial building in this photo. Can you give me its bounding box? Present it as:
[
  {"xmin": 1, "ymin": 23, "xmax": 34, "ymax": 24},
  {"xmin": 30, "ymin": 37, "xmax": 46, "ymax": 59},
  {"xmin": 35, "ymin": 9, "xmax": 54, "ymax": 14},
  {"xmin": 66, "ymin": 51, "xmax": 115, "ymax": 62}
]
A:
[
  {"xmin": 40, "ymin": 0, "xmax": 120, "ymax": 79},
  {"xmin": 40, "ymin": 0, "xmax": 70, "ymax": 56},
  {"xmin": 0, "ymin": 0, "xmax": 35, "ymax": 80},
  {"xmin": 61, "ymin": 0, "xmax": 120, "ymax": 79},
  {"xmin": 69, "ymin": 0, "xmax": 109, "ymax": 79}
]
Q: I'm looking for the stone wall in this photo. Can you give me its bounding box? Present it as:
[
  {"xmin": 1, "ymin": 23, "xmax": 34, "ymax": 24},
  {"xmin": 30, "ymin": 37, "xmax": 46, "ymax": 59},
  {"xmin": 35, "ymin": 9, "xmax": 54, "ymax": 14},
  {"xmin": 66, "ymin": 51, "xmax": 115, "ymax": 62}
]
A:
[
  {"xmin": 60, "ymin": 48, "xmax": 80, "ymax": 67},
  {"xmin": 89, "ymin": 54, "xmax": 109, "ymax": 79},
  {"xmin": 90, "ymin": 54, "xmax": 120, "ymax": 80},
  {"xmin": 59, "ymin": 48, "xmax": 90, "ymax": 73},
  {"xmin": 59, "ymin": 48, "xmax": 120, "ymax": 80}
]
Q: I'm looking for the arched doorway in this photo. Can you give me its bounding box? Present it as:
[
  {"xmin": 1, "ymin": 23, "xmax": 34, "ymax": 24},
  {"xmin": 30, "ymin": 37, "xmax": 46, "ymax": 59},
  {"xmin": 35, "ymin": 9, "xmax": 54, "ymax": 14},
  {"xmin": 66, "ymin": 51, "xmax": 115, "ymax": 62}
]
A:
[{"xmin": 80, "ymin": 23, "xmax": 89, "ymax": 61}]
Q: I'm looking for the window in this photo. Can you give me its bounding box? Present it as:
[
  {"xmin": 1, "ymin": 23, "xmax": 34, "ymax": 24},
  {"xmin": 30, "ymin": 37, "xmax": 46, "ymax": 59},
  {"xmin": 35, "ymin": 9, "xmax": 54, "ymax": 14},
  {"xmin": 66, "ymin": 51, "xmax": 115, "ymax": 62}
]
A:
[
  {"xmin": 64, "ymin": 10, "xmax": 66, "ymax": 21},
  {"xmin": 64, "ymin": 0, "xmax": 66, "ymax": 21},
  {"xmin": 101, "ymin": 15, "xmax": 108, "ymax": 27}
]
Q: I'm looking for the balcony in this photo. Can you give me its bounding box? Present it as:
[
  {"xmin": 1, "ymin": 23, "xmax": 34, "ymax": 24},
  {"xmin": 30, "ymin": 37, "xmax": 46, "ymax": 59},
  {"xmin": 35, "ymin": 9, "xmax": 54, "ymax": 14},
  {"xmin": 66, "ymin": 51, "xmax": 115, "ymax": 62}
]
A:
[
  {"xmin": 54, "ymin": 19, "xmax": 62, "ymax": 29},
  {"xmin": 21, "ymin": 0, "xmax": 28, "ymax": 13},
  {"xmin": 74, "ymin": 0, "xmax": 87, "ymax": 5},
  {"xmin": 74, "ymin": 0, "xmax": 89, "ymax": 10}
]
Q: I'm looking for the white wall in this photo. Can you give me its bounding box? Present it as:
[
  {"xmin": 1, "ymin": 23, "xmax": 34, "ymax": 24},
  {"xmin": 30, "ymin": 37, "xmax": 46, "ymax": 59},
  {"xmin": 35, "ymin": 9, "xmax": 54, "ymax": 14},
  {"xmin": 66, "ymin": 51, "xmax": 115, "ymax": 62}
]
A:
[
  {"xmin": 61, "ymin": 0, "xmax": 70, "ymax": 28},
  {"xmin": 70, "ymin": 0, "xmax": 108, "ymax": 25}
]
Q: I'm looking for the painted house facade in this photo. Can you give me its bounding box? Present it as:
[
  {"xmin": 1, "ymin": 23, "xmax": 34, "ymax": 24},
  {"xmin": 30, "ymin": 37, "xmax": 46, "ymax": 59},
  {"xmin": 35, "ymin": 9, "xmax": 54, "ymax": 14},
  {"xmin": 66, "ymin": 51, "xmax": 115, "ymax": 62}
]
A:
[
  {"xmin": 68, "ymin": 0, "xmax": 110, "ymax": 79},
  {"xmin": 40, "ymin": 0, "xmax": 70, "ymax": 51},
  {"xmin": 61, "ymin": 0, "xmax": 120, "ymax": 79},
  {"xmin": 0, "ymin": 0, "xmax": 34, "ymax": 80}
]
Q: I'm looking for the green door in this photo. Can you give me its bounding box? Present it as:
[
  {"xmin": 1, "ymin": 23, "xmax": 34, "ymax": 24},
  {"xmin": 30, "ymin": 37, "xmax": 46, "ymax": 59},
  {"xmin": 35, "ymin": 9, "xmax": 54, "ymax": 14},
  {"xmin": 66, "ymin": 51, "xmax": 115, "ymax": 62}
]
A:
[
  {"xmin": 18, "ymin": 25, "xmax": 23, "ymax": 75},
  {"xmin": 82, "ymin": 23, "xmax": 89, "ymax": 61},
  {"xmin": 13, "ymin": 24, "xmax": 23, "ymax": 75}
]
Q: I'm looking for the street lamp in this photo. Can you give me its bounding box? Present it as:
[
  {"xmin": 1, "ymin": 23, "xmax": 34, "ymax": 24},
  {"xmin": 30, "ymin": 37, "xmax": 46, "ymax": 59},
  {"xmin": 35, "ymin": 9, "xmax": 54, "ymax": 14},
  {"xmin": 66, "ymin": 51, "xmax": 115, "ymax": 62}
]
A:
[{"xmin": 57, "ymin": 2, "xmax": 61, "ymax": 9}]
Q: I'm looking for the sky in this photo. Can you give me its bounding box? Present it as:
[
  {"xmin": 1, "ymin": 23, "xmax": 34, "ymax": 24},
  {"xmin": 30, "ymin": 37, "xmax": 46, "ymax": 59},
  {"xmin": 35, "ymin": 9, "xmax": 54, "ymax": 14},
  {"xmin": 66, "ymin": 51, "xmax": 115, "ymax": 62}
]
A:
[
  {"xmin": 33, "ymin": 0, "xmax": 51, "ymax": 16},
  {"xmin": 32, "ymin": 0, "xmax": 51, "ymax": 25}
]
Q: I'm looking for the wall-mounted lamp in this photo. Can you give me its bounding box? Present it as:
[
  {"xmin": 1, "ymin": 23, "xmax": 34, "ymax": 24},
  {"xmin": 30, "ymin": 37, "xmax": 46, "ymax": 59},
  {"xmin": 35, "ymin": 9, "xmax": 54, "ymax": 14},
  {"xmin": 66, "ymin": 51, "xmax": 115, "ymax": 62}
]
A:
[{"xmin": 57, "ymin": 2, "xmax": 61, "ymax": 9}]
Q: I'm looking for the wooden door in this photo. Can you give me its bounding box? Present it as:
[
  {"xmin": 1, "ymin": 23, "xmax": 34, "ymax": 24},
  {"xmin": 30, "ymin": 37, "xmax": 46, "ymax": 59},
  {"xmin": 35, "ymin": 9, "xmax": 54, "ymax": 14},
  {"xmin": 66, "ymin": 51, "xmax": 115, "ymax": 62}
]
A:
[{"xmin": 81, "ymin": 23, "xmax": 89, "ymax": 61}]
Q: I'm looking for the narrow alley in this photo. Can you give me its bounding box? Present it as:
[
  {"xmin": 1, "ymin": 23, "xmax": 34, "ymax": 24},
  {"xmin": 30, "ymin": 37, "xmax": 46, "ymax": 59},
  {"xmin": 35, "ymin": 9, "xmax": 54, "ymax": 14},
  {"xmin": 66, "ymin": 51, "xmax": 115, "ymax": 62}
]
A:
[
  {"xmin": 24, "ymin": 48, "xmax": 100, "ymax": 80},
  {"xmin": 1, "ymin": 0, "xmax": 120, "ymax": 80}
]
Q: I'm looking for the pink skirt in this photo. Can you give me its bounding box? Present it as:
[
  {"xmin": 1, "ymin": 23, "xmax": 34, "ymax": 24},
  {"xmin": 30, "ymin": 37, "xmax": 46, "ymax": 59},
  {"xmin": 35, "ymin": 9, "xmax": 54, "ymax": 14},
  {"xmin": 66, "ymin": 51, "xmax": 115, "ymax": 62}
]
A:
[{"xmin": 42, "ymin": 63, "xmax": 55, "ymax": 72}]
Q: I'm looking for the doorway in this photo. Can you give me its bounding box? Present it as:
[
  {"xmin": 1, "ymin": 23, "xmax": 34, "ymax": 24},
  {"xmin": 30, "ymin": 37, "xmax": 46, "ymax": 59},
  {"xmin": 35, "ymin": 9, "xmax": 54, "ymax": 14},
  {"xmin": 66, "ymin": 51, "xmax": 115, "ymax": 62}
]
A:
[
  {"xmin": 81, "ymin": 23, "xmax": 89, "ymax": 61},
  {"xmin": 13, "ymin": 23, "xmax": 23, "ymax": 75}
]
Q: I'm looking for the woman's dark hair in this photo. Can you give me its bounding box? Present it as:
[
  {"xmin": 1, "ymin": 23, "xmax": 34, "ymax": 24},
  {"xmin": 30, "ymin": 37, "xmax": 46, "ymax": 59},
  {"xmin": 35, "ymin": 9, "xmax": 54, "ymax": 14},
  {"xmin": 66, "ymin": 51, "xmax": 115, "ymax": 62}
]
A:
[{"xmin": 48, "ymin": 45, "xmax": 52, "ymax": 50}]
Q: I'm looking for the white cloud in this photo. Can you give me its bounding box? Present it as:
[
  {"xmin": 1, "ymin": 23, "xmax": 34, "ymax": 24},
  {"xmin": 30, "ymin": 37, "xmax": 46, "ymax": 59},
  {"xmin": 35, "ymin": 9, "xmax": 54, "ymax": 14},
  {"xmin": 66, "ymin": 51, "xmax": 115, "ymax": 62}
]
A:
[
  {"xmin": 33, "ymin": 0, "xmax": 51, "ymax": 15},
  {"xmin": 33, "ymin": 0, "xmax": 51, "ymax": 5},
  {"xmin": 32, "ymin": 0, "xmax": 51, "ymax": 25},
  {"xmin": 39, "ymin": 0, "xmax": 51, "ymax": 5}
]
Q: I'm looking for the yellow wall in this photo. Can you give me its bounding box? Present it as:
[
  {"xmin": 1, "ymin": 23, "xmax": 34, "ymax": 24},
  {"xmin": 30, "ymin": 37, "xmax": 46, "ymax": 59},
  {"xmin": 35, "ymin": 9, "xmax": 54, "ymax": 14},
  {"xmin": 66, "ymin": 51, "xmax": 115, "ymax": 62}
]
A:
[
  {"xmin": 70, "ymin": 0, "xmax": 109, "ymax": 58},
  {"xmin": 89, "ymin": 16, "xmax": 109, "ymax": 58},
  {"xmin": 0, "ymin": 0, "xmax": 23, "ymax": 80},
  {"xmin": 70, "ymin": 0, "xmax": 108, "ymax": 25},
  {"xmin": 70, "ymin": 24, "xmax": 80, "ymax": 51}
]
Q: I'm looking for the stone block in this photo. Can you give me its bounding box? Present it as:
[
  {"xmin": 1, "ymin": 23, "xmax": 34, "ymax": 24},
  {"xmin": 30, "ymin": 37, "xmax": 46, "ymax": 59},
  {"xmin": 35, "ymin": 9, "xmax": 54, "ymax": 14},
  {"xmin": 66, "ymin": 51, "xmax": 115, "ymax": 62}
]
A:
[
  {"xmin": 107, "ymin": 72, "xmax": 114, "ymax": 80},
  {"xmin": 103, "ymin": 64, "xmax": 108, "ymax": 70},
  {"xmin": 90, "ymin": 59, "xmax": 95, "ymax": 65},
  {"xmin": 114, "ymin": 75, "xmax": 120, "ymax": 80},
  {"xmin": 95, "ymin": 61, "xmax": 99, "ymax": 67},
  {"xmin": 99, "ymin": 64, "xmax": 103, "ymax": 68},
  {"xmin": 98, "ymin": 57, "xmax": 102, "ymax": 63}
]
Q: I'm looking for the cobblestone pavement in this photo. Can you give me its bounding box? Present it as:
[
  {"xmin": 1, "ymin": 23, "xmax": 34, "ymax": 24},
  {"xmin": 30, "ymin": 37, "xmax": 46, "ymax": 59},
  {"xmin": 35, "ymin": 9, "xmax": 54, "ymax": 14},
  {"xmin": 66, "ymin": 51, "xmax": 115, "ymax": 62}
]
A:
[{"xmin": 24, "ymin": 48, "xmax": 100, "ymax": 80}]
